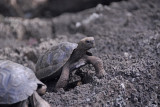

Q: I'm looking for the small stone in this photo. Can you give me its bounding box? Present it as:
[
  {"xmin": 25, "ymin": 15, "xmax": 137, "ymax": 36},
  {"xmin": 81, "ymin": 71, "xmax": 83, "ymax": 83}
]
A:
[
  {"xmin": 86, "ymin": 98, "xmax": 90, "ymax": 102},
  {"xmin": 124, "ymin": 52, "xmax": 129, "ymax": 57},
  {"xmin": 120, "ymin": 83, "xmax": 125, "ymax": 89},
  {"xmin": 75, "ymin": 22, "xmax": 81, "ymax": 28}
]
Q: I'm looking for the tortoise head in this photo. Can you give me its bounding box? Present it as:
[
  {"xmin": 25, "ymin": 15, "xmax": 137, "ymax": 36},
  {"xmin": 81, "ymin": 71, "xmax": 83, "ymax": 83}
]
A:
[{"xmin": 78, "ymin": 37, "xmax": 95, "ymax": 50}]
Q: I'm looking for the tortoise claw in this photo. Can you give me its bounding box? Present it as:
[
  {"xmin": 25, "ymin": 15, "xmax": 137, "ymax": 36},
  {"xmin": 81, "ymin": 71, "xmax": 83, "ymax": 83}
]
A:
[{"xmin": 96, "ymin": 71, "xmax": 106, "ymax": 79}]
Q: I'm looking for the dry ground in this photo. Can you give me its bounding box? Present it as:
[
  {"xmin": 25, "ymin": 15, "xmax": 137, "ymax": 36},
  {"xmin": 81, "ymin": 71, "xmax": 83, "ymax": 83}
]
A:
[{"xmin": 0, "ymin": 0, "xmax": 160, "ymax": 106}]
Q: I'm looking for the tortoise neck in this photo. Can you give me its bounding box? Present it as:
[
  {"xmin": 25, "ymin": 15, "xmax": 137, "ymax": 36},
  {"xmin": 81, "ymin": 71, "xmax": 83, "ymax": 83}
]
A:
[
  {"xmin": 76, "ymin": 44, "xmax": 88, "ymax": 52},
  {"xmin": 76, "ymin": 44, "xmax": 88, "ymax": 55},
  {"xmin": 69, "ymin": 47, "xmax": 87, "ymax": 63}
]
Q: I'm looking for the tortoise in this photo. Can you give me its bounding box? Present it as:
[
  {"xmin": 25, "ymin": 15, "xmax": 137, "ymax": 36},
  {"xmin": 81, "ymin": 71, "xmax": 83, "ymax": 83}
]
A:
[
  {"xmin": 35, "ymin": 37, "xmax": 105, "ymax": 90},
  {"xmin": 0, "ymin": 60, "xmax": 50, "ymax": 107}
]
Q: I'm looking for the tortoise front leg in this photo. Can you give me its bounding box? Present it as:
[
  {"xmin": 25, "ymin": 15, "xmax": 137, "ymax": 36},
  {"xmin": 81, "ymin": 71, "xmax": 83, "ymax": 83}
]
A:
[
  {"xmin": 55, "ymin": 63, "xmax": 70, "ymax": 89},
  {"xmin": 84, "ymin": 55, "xmax": 106, "ymax": 78},
  {"xmin": 29, "ymin": 91, "xmax": 51, "ymax": 107}
]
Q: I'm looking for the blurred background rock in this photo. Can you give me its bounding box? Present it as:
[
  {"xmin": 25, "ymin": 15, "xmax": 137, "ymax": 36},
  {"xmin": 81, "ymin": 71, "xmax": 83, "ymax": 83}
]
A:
[{"xmin": 0, "ymin": 0, "xmax": 124, "ymax": 18}]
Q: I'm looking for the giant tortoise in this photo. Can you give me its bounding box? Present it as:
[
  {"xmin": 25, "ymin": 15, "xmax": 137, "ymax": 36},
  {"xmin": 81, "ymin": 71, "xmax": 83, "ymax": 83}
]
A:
[{"xmin": 36, "ymin": 37, "xmax": 105, "ymax": 90}]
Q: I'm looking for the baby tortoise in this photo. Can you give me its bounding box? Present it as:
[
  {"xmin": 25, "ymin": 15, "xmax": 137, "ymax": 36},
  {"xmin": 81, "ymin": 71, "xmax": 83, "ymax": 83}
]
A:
[
  {"xmin": 0, "ymin": 60, "xmax": 50, "ymax": 107},
  {"xmin": 36, "ymin": 37, "xmax": 105, "ymax": 90}
]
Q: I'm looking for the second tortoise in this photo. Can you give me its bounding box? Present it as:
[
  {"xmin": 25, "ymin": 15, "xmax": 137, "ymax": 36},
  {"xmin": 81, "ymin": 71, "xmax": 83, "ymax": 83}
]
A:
[{"xmin": 0, "ymin": 60, "xmax": 50, "ymax": 107}]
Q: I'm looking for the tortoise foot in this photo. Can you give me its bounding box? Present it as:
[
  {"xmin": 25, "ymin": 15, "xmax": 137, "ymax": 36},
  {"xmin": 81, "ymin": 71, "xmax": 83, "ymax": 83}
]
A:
[{"xmin": 85, "ymin": 55, "xmax": 106, "ymax": 78}]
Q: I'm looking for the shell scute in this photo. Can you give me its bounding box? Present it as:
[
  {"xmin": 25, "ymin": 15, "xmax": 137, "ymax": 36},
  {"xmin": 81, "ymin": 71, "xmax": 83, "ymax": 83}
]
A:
[
  {"xmin": 0, "ymin": 60, "xmax": 40, "ymax": 104},
  {"xmin": 36, "ymin": 42, "xmax": 78, "ymax": 79}
]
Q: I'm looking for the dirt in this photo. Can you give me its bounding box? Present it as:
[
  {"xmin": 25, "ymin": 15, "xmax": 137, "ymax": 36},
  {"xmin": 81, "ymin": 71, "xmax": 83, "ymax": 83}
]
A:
[{"xmin": 0, "ymin": 0, "xmax": 160, "ymax": 106}]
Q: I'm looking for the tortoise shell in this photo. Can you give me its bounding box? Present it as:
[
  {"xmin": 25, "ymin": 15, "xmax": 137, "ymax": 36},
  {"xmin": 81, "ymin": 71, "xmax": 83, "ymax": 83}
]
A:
[
  {"xmin": 35, "ymin": 42, "xmax": 78, "ymax": 80},
  {"xmin": 0, "ymin": 60, "xmax": 42, "ymax": 104}
]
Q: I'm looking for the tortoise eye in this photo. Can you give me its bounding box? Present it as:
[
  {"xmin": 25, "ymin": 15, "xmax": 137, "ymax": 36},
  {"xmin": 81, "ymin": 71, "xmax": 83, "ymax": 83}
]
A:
[{"xmin": 86, "ymin": 40, "xmax": 90, "ymax": 43}]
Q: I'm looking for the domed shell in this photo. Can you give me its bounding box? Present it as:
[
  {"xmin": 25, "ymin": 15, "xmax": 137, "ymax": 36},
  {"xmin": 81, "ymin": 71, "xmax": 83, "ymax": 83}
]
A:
[
  {"xmin": 36, "ymin": 42, "xmax": 78, "ymax": 80},
  {"xmin": 0, "ymin": 60, "xmax": 41, "ymax": 104}
]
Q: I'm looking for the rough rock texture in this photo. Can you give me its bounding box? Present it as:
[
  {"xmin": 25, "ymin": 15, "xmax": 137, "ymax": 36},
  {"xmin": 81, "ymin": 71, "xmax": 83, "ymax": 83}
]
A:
[
  {"xmin": 0, "ymin": 18, "xmax": 55, "ymax": 48},
  {"xmin": 0, "ymin": 0, "xmax": 48, "ymax": 17},
  {"xmin": 0, "ymin": 0, "xmax": 160, "ymax": 106}
]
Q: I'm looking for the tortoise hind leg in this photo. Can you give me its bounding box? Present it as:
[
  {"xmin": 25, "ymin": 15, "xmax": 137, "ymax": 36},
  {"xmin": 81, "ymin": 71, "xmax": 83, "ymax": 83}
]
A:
[{"xmin": 55, "ymin": 63, "xmax": 70, "ymax": 89}]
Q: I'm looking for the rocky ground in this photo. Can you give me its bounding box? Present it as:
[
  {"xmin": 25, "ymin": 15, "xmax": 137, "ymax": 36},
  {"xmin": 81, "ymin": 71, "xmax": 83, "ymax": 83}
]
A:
[{"xmin": 0, "ymin": 0, "xmax": 160, "ymax": 106}]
